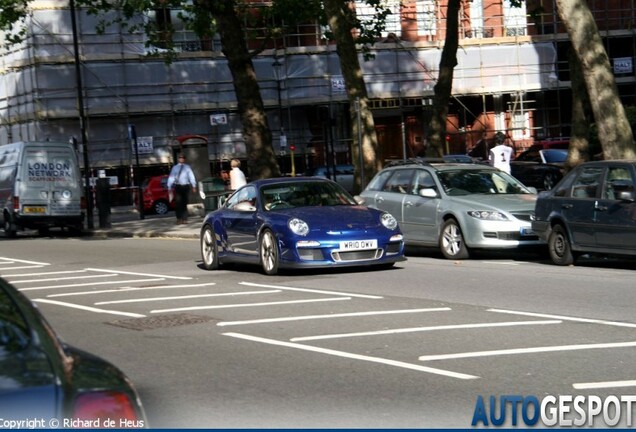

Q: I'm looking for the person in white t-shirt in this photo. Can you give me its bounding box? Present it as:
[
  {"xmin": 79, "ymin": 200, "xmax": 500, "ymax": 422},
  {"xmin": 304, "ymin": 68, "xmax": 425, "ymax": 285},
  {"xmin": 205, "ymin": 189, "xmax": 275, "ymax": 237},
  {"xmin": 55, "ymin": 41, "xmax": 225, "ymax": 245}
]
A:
[
  {"xmin": 230, "ymin": 159, "xmax": 247, "ymax": 190},
  {"xmin": 488, "ymin": 132, "xmax": 514, "ymax": 174}
]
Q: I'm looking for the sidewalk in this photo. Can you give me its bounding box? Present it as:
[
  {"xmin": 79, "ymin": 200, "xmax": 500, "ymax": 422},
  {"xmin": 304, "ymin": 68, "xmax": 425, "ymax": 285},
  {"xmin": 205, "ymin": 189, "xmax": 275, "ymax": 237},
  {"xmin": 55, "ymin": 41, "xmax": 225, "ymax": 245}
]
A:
[{"xmin": 89, "ymin": 206, "xmax": 203, "ymax": 239}]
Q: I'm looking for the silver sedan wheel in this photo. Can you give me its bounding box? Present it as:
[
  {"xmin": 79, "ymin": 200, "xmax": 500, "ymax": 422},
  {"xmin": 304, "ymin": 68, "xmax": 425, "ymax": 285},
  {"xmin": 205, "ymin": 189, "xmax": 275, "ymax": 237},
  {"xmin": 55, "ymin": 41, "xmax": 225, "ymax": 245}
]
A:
[
  {"xmin": 439, "ymin": 219, "xmax": 470, "ymax": 260},
  {"xmin": 259, "ymin": 229, "xmax": 279, "ymax": 275}
]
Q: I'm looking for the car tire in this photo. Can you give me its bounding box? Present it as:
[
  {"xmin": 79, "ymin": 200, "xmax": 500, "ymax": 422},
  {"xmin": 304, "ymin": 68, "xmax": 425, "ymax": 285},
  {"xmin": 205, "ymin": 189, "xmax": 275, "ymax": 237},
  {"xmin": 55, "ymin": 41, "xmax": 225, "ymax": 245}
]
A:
[
  {"xmin": 259, "ymin": 229, "xmax": 279, "ymax": 275},
  {"xmin": 542, "ymin": 172, "xmax": 559, "ymax": 191},
  {"xmin": 548, "ymin": 224, "xmax": 576, "ymax": 266},
  {"xmin": 439, "ymin": 218, "xmax": 470, "ymax": 260},
  {"xmin": 153, "ymin": 200, "xmax": 170, "ymax": 215},
  {"xmin": 200, "ymin": 224, "xmax": 219, "ymax": 270},
  {"xmin": 3, "ymin": 213, "xmax": 16, "ymax": 238}
]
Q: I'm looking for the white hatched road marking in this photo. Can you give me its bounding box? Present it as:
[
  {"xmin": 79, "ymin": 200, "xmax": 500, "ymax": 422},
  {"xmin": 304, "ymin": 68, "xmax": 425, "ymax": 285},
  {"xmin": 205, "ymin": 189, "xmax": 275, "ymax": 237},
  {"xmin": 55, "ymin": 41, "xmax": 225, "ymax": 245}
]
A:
[
  {"xmin": 573, "ymin": 380, "xmax": 636, "ymax": 390},
  {"xmin": 419, "ymin": 341, "xmax": 636, "ymax": 362},
  {"xmin": 95, "ymin": 289, "xmax": 282, "ymax": 305},
  {"xmin": 18, "ymin": 278, "xmax": 166, "ymax": 291},
  {"xmin": 46, "ymin": 282, "xmax": 218, "ymax": 298},
  {"xmin": 86, "ymin": 267, "xmax": 192, "ymax": 280},
  {"xmin": 0, "ymin": 257, "xmax": 50, "ymax": 272},
  {"xmin": 290, "ymin": 319, "xmax": 562, "ymax": 342},
  {"xmin": 223, "ymin": 332, "xmax": 479, "ymax": 380},
  {"xmin": 2, "ymin": 270, "xmax": 88, "ymax": 277},
  {"xmin": 489, "ymin": 308, "xmax": 636, "ymax": 329},
  {"xmin": 33, "ymin": 298, "xmax": 146, "ymax": 318},
  {"xmin": 240, "ymin": 281, "xmax": 383, "ymax": 299},
  {"xmin": 218, "ymin": 307, "xmax": 452, "ymax": 327},
  {"xmin": 11, "ymin": 274, "xmax": 116, "ymax": 284},
  {"xmin": 150, "ymin": 297, "xmax": 352, "ymax": 314}
]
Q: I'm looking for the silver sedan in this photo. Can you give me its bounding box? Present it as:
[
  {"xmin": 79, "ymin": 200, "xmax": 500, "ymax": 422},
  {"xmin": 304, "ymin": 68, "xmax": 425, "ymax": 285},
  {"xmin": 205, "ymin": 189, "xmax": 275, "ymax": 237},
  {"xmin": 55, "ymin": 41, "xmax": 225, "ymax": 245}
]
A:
[{"xmin": 359, "ymin": 160, "xmax": 542, "ymax": 259}]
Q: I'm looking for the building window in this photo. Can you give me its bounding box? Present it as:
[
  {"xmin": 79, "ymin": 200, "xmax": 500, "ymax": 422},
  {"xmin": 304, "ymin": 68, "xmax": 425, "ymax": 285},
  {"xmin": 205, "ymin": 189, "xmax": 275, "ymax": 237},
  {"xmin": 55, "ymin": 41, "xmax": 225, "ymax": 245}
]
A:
[
  {"xmin": 416, "ymin": 0, "xmax": 437, "ymax": 37},
  {"xmin": 355, "ymin": 0, "xmax": 402, "ymax": 37},
  {"xmin": 511, "ymin": 111, "xmax": 530, "ymax": 140},
  {"xmin": 146, "ymin": 7, "xmax": 212, "ymax": 51},
  {"xmin": 468, "ymin": 0, "xmax": 484, "ymax": 38},
  {"xmin": 503, "ymin": 0, "xmax": 527, "ymax": 36}
]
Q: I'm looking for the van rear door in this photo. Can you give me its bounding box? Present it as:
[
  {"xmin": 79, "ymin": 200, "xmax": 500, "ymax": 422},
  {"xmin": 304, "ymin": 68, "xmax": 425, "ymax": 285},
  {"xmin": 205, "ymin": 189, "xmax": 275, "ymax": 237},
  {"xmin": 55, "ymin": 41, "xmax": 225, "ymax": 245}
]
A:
[{"xmin": 20, "ymin": 145, "xmax": 82, "ymax": 217}]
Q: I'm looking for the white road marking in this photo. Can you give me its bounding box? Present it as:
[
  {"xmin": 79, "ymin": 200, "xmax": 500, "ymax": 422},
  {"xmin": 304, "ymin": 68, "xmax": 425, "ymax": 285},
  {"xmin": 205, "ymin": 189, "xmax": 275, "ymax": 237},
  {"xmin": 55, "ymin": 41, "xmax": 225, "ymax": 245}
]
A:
[
  {"xmin": 10, "ymin": 274, "xmax": 115, "ymax": 284},
  {"xmin": 33, "ymin": 298, "xmax": 146, "ymax": 318},
  {"xmin": 46, "ymin": 282, "xmax": 219, "ymax": 298},
  {"xmin": 291, "ymin": 319, "xmax": 562, "ymax": 342},
  {"xmin": 2, "ymin": 270, "xmax": 87, "ymax": 277},
  {"xmin": 419, "ymin": 341, "xmax": 636, "ymax": 362},
  {"xmin": 489, "ymin": 308, "xmax": 636, "ymax": 329},
  {"xmin": 87, "ymin": 267, "xmax": 192, "ymax": 280},
  {"xmin": 0, "ymin": 257, "xmax": 49, "ymax": 266},
  {"xmin": 223, "ymin": 332, "xmax": 479, "ymax": 380},
  {"xmin": 573, "ymin": 380, "xmax": 636, "ymax": 390},
  {"xmin": 150, "ymin": 297, "xmax": 351, "ymax": 314},
  {"xmin": 218, "ymin": 307, "xmax": 452, "ymax": 327},
  {"xmin": 18, "ymin": 278, "xmax": 165, "ymax": 291},
  {"xmin": 95, "ymin": 289, "xmax": 282, "ymax": 305},
  {"xmin": 240, "ymin": 281, "xmax": 382, "ymax": 299}
]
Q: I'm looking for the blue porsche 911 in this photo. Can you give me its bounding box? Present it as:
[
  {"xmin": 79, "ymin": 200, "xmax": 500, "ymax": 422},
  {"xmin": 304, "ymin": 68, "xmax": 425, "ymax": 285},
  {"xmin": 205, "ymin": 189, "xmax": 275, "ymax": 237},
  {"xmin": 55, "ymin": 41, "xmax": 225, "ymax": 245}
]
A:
[{"xmin": 200, "ymin": 177, "xmax": 405, "ymax": 275}]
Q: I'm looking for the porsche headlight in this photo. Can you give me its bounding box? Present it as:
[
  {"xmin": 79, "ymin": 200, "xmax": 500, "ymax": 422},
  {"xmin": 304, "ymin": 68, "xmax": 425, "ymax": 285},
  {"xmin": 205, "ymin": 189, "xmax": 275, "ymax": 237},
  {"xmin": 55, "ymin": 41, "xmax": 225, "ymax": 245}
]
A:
[
  {"xmin": 288, "ymin": 218, "xmax": 309, "ymax": 236},
  {"xmin": 468, "ymin": 211, "xmax": 509, "ymax": 221},
  {"xmin": 381, "ymin": 212, "xmax": 398, "ymax": 230}
]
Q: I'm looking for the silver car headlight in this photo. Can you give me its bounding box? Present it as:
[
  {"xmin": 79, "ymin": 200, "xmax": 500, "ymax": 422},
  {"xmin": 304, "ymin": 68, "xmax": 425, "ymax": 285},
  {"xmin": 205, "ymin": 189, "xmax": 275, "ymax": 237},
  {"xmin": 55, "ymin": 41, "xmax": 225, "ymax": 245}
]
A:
[
  {"xmin": 288, "ymin": 218, "xmax": 309, "ymax": 236},
  {"xmin": 468, "ymin": 211, "xmax": 509, "ymax": 221},
  {"xmin": 381, "ymin": 212, "xmax": 398, "ymax": 230}
]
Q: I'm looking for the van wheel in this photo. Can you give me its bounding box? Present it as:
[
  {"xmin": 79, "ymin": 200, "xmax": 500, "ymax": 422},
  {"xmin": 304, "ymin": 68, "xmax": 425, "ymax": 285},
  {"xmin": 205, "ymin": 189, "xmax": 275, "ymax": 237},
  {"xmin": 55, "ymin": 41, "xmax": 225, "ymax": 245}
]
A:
[{"xmin": 3, "ymin": 214, "xmax": 16, "ymax": 238}]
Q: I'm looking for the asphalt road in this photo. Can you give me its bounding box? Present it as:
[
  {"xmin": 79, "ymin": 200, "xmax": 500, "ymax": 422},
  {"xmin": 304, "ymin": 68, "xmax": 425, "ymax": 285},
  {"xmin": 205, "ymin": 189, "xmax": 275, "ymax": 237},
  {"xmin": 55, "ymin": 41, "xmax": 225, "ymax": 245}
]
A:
[{"xmin": 2, "ymin": 236, "xmax": 636, "ymax": 428}]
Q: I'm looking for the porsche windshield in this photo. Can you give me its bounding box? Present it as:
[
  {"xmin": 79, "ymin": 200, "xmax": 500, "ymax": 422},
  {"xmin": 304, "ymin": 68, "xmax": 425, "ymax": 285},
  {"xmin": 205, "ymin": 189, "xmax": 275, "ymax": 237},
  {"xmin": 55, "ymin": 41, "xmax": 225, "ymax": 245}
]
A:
[{"xmin": 261, "ymin": 181, "xmax": 356, "ymax": 210}]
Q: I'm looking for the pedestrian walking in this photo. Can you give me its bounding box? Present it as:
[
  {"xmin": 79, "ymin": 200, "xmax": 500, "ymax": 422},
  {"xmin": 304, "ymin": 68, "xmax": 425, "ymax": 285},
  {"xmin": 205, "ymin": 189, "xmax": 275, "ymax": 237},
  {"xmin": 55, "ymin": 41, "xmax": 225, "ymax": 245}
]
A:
[
  {"xmin": 167, "ymin": 153, "xmax": 197, "ymax": 224},
  {"xmin": 488, "ymin": 132, "xmax": 514, "ymax": 174},
  {"xmin": 229, "ymin": 158, "xmax": 247, "ymax": 190}
]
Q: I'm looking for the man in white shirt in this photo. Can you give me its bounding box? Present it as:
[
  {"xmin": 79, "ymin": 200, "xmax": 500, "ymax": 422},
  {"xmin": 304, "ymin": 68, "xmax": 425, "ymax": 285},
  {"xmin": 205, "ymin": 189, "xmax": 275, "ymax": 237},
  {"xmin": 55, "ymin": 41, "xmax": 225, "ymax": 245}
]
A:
[
  {"xmin": 167, "ymin": 153, "xmax": 197, "ymax": 224},
  {"xmin": 488, "ymin": 132, "xmax": 514, "ymax": 174}
]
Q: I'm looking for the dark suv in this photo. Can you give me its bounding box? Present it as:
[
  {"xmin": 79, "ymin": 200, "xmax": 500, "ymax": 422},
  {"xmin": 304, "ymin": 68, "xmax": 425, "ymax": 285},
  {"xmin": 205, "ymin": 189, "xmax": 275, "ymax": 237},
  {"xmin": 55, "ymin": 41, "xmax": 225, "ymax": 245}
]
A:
[{"xmin": 532, "ymin": 160, "xmax": 636, "ymax": 265}]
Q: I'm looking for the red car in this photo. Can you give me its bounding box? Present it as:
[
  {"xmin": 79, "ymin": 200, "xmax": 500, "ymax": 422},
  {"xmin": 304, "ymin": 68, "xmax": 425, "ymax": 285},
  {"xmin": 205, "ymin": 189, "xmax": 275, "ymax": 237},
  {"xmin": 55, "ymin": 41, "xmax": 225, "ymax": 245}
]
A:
[{"xmin": 141, "ymin": 175, "xmax": 174, "ymax": 215}]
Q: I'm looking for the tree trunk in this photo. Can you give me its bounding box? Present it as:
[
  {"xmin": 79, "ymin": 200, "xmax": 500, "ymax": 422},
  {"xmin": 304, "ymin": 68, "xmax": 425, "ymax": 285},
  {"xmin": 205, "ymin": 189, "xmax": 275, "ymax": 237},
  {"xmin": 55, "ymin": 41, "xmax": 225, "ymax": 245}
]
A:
[
  {"xmin": 208, "ymin": 0, "xmax": 281, "ymax": 179},
  {"xmin": 566, "ymin": 45, "xmax": 591, "ymax": 170},
  {"xmin": 556, "ymin": 0, "xmax": 636, "ymax": 159},
  {"xmin": 426, "ymin": 0, "xmax": 460, "ymax": 158},
  {"xmin": 323, "ymin": 0, "xmax": 379, "ymax": 193}
]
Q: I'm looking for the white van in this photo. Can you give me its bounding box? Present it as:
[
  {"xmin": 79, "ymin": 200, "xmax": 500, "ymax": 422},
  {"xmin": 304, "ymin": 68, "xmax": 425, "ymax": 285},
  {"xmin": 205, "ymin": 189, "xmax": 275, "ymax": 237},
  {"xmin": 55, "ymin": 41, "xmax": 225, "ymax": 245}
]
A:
[{"xmin": 0, "ymin": 141, "xmax": 85, "ymax": 237}]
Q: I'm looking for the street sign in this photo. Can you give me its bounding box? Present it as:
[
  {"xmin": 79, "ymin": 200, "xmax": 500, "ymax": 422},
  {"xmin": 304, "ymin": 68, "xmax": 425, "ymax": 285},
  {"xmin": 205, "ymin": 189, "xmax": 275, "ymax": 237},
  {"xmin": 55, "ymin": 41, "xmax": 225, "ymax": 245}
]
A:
[{"xmin": 210, "ymin": 113, "xmax": 228, "ymax": 125}]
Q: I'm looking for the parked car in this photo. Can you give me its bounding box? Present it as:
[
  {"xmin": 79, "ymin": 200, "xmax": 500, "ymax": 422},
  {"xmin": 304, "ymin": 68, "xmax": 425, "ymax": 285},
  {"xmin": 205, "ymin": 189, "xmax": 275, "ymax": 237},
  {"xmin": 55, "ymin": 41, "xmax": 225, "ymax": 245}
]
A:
[
  {"xmin": 141, "ymin": 175, "xmax": 174, "ymax": 215},
  {"xmin": 532, "ymin": 160, "xmax": 636, "ymax": 265},
  {"xmin": 528, "ymin": 138, "xmax": 570, "ymax": 151},
  {"xmin": 511, "ymin": 148, "xmax": 567, "ymax": 190},
  {"xmin": 308, "ymin": 165, "xmax": 354, "ymax": 193},
  {"xmin": 442, "ymin": 154, "xmax": 476, "ymax": 163},
  {"xmin": 359, "ymin": 159, "xmax": 540, "ymax": 260},
  {"xmin": 0, "ymin": 277, "xmax": 147, "ymax": 424},
  {"xmin": 200, "ymin": 177, "xmax": 405, "ymax": 275}
]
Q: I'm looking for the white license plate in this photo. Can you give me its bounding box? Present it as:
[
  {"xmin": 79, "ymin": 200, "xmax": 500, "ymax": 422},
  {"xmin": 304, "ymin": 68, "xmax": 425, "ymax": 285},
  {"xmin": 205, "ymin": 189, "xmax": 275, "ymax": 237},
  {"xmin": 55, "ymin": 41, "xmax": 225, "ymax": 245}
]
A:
[
  {"xmin": 520, "ymin": 227, "xmax": 535, "ymax": 236},
  {"xmin": 339, "ymin": 239, "xmax": 378, "ymax": 251}
]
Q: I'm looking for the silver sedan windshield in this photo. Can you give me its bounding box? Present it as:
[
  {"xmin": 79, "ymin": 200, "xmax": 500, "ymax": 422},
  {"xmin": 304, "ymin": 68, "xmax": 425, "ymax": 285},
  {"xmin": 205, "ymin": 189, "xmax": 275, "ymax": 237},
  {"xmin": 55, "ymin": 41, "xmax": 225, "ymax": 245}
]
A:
[{"xmin": 437, "ymin": 169, "xmax": 532, "ymax": 196}]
